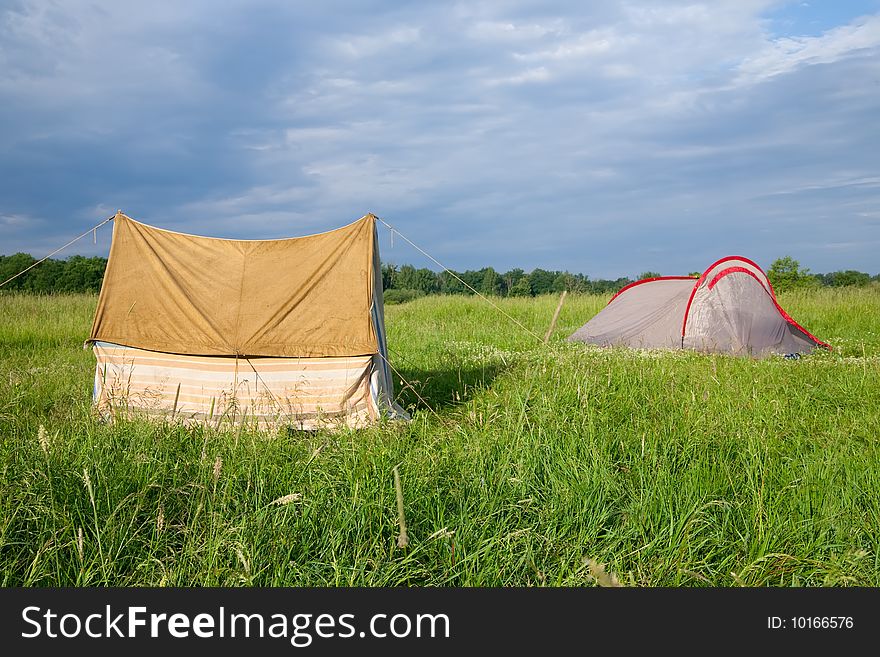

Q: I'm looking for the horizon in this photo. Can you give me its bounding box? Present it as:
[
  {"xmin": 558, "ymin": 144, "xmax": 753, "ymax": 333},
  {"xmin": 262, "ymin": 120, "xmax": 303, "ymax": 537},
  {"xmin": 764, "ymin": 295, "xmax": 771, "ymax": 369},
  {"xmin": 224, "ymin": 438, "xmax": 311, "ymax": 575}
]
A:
[{"xmin": 2, "ymin": 248, "xmax": 876, "ymax": 285}]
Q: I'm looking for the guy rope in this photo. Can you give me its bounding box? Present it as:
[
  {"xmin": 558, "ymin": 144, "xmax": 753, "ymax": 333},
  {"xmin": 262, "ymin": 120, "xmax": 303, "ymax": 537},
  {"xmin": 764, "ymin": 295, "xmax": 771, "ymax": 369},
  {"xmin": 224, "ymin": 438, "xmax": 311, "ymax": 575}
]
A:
[
  {"xmin": 0, "ymin": 212, "xmax": 117, "ymax": 290},
  {"xmin": 375, "ymin": 216, "xmax": 547, "ymax": 344}
]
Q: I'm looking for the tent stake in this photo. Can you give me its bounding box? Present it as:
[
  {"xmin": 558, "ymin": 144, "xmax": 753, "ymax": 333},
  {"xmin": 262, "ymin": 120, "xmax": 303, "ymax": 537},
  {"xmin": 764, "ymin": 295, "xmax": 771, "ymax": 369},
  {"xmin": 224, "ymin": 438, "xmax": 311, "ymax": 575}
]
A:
[{"xmin": 544, "ymin": 290, "xmax": 568, "ymax": 343}]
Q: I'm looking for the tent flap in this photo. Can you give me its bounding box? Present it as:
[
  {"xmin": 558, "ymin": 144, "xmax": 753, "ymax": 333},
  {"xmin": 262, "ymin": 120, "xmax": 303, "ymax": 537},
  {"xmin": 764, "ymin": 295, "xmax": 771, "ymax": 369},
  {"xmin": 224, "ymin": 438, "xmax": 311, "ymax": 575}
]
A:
[
  {"xmin": 93, "ymin": 342, "xmax": 379, "ymax": 430},
  {"xmin": 88, "ymin": 213, "xmax": 379, "ymax": 357}
]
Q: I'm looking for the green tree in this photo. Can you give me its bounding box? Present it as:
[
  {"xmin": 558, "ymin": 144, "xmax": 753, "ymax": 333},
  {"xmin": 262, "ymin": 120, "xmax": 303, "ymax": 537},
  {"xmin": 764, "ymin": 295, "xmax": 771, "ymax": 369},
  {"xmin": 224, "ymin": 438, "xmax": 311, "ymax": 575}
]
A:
[
  {"xmin": 564, "ymin": 273, "xmax": 589, "ymax": 293},
  {"xmin": 457, "ymin": 269, "xmax": 483, "ymax": 295},
  {"xmin": 608, "ymin": 277, "xmax": 633, "ymax": 294},
  {"xmin": 826, "ymin": 270, "xmax": 871, "ymax": 287},
  {"xmin": 381, "ymin": 263, "xmax": 399, "ymax": 290},
  {"xmin": 549, "ymin": 272, "xmax": 569, "ymax": 293},
  {"xmin": 637, "ymin": 271, "xmax": 662, "ymax": 280},
  {"xmin": 0, "ymin": 253, "xmax": 37, "ymax": 291},
  {"xmin": 439, "ymin": 270, "xmax": 466, "ymax": 295},
  {"xmin": 508, "ymin": 275, "xmax": 533, "ymax": 297},
  {"xmin": 24, "ymin": 258, "xmax": 64, "ymax": 292},
  {"xmin": 57, "ymin": 255, "xmax": 106, "ymax": 292},
  {"xmin": 529, "ymin": 268, "xmax": 556, "ymax": 295},
  {"xmin": 503, "ymin": 268, "xmax": 526, "ymax": 293},
  {"xmin": 767, "ymin": 256, "xmax": 818, "ymax": 292},
  {"xmin": 396, "ymin": 265, "xmax": 439, "ymax": 294},
  {"xmin": 480, "ymin": 267, "xmax": 502, "ymax": 296}
]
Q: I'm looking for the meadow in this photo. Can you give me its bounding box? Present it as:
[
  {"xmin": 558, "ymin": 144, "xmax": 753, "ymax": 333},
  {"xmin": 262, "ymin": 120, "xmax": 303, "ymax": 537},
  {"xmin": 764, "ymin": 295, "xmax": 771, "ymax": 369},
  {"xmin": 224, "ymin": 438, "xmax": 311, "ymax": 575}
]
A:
[{"xmin": 1, "ymin": 287, "xmax": 879, "ymax": 586}]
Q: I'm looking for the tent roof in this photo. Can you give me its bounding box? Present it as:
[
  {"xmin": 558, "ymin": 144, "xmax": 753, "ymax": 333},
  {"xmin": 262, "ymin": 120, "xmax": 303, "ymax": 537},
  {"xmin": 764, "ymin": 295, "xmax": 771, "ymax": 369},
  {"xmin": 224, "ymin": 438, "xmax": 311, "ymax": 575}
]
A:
[{"xmin": 88, "ymin": 212, "xmax": 380, "ymax": 358}]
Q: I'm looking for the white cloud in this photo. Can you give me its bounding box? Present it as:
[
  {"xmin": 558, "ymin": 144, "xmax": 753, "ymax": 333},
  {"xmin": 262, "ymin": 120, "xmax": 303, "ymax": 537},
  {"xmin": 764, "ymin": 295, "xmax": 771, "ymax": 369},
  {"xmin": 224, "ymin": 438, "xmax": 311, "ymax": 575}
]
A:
[
  {"xmin": 737, "ymin": 14, "xmax": 880, "ymax": 83},
  {"xmin": 512, "ymin": 28, "xmax": 624, "ymax": 62},
  {"xmin": 488, "ymin": 66, "xmax": 552, "ymax": 85},
  {"xmin": 330, "ymin": 26, "xmax": 422, "ymax": 58},
  {"xmin": 466, "ymin": 19, "xmax": 564, "ymax": 42}
]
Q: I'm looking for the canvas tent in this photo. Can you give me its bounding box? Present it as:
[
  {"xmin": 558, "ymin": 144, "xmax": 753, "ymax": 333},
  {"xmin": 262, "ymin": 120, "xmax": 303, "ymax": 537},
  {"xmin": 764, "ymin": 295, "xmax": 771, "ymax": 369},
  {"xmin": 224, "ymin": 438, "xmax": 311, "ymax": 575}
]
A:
[
  {"xmin": 568, "ymin": 256, "xmax": 830, "ymax": 356},
  {"xmin": 87, "ymin": 211, "xmax": 407, "ymax": 430}
]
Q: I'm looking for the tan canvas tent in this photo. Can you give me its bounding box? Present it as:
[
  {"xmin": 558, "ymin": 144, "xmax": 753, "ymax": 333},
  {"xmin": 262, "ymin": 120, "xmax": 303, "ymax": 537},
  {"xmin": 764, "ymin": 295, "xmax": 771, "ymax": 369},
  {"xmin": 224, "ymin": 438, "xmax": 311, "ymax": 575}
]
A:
[
  {"xmin": 88, "ymin": 211, "xmax": 407, "ymax": 430},
  {"xmin": 568, "ymin": 256, "xmax": 830, "ymax": 357}
]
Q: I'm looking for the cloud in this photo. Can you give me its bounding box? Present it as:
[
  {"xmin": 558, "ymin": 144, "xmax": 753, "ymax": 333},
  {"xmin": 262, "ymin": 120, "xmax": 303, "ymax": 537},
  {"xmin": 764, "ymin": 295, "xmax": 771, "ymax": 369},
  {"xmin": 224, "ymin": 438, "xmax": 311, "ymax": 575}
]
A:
[
  {"xmin": 737, "ymin": 13, "xmax": 880, "ymax": 83},
  {"xmin": 330, "ymin": 26, "xmax": 422, "ymax": 58},
  {"xmin": 488, "ymin": 66, "xmax": 552, "ymax": 85},
  {"xmin": 467, "ymin": 19, "xmax": 565, "ymax": 42},
  {"xmin": 0, "ymin": 0, "xmax": 878, "ymax": 276},
  {"xmin": 0, "ymin": 213, "xmax": 30, "ymax": 228}
]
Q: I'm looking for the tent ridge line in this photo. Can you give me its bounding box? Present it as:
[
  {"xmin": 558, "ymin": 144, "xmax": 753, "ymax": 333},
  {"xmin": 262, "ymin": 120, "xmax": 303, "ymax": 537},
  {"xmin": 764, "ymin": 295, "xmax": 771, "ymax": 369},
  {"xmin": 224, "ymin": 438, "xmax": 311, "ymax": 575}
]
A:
[{"xmin": 116, "ymin": 212, "xmax": 375, "ymax": 243}]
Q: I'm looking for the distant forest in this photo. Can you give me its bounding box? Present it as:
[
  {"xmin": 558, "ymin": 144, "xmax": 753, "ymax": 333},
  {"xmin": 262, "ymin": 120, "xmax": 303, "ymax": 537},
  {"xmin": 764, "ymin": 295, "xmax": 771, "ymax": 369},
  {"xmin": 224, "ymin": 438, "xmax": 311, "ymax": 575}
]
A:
[{"xmin": 1, "ymin": 252, "xmax": 878, "ymax": 302}]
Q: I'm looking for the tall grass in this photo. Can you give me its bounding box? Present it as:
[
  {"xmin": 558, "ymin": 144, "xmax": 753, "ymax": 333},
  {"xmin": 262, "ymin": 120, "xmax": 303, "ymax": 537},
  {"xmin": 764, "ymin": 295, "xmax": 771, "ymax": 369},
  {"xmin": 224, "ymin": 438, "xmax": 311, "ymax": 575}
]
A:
[{"xmin": 0, "ymin": 289, "xmax": 878, "ymax": 586}]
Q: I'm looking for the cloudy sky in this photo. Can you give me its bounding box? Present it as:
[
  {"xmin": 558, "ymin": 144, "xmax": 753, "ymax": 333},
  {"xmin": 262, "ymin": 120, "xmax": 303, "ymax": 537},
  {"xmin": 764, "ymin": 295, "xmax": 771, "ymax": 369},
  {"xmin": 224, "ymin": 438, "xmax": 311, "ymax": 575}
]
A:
[{"xmin": 1, "ymin": 0, "xmax": 878, "ymax": 278}]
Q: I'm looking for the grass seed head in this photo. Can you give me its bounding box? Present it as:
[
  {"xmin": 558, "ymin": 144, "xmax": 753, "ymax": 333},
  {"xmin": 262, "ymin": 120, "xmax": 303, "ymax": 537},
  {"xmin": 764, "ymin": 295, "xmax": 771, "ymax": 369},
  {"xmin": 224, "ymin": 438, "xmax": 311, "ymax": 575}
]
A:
[
  {"xmin": 234, "ymin": 546, "xmax": 250, "ymax": 575},
  {"xmin": 82, "ymin": 467, "xmax": 94, "ymax": 506},
  {"xmin": 428, "ymin": 527, "xmax": 455, "ymax": 540},
  {"xmin": 585, "ymin": 558, "xmax": 623, "ymax": 587},
  {"xmin": 38, "ymin": 424, "xmax": 49, "ymax": 454},
  {"xmin": 271, "ymin": 493, "xmax": 302, "ymax": 506},
  {"xmin": 212, "ymin": 455, "xmax": 222, "ymax": 484}
]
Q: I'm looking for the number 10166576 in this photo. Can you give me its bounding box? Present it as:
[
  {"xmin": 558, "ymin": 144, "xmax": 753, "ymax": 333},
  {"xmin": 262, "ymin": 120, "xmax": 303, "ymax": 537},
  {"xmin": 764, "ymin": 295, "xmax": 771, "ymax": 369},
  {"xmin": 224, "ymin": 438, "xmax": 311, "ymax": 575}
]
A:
[{"xmin": 768, "ymin": 616, "xmax": 853, "ymax": 629}]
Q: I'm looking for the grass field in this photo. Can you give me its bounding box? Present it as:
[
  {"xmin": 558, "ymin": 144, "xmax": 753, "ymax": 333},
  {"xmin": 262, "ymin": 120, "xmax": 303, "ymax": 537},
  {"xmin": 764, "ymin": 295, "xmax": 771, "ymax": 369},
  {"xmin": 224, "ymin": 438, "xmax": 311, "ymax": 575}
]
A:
[{"xmin": 1, "ymin": 288, "xmax": 879, "ymax": 586}]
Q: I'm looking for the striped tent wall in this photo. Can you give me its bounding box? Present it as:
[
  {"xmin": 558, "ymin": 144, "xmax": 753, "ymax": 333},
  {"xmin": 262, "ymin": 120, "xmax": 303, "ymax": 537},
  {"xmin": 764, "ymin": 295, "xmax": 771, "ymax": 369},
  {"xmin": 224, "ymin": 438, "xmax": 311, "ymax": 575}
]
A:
[{"xmin": 93, "ymin": 342, "xmax": 380, "ymax": 431}]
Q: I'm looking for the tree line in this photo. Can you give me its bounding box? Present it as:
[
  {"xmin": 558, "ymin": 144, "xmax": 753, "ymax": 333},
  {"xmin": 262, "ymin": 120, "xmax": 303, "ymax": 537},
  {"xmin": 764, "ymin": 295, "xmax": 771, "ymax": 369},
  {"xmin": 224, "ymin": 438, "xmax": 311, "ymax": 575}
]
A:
[
  {"xmin": 380, "ymin": 263, "xmax": 637, "ymax": 303},
  {"xmin": 382, "ymin": 258, "xmax": 880, "ymax": 302},
  {"xmin": 1, "ymin": 252, "xmax": 877, "ymax": 299},
  {"xmin": 0, "ymin": 253, "xmax": 107, "ymax": 293}
]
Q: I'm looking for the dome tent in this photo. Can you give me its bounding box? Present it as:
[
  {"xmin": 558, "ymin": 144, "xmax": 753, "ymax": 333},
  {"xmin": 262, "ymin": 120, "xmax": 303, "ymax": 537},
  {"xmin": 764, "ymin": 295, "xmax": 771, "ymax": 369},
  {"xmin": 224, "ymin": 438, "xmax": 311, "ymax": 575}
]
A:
[
  {"xmin": 87, "ymin": 211, "xmax": 407, "ymax": 430},
  {"xmin": 567, "ymin": 256, "xmax": 830, "ymax": 357}
]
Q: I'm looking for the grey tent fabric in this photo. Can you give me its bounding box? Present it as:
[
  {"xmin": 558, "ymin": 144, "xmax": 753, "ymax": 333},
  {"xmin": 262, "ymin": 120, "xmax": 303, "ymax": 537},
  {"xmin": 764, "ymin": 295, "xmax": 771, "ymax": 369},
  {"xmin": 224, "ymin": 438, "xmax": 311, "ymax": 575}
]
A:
[
  {"xmin": 568, "ymin": 257, "xmax": 829, "ymax": 357},
  {"xmin": 568, "ymin": 278, "xmax": 694, "ymax": 349}
]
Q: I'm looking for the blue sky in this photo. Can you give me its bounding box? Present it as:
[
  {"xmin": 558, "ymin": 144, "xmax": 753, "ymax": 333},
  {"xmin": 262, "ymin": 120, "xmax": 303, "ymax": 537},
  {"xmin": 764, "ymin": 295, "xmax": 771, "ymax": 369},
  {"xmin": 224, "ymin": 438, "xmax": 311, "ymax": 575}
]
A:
[{"xmin": 1, "ymin": 0, "xmax": 878, "ymax": 278}]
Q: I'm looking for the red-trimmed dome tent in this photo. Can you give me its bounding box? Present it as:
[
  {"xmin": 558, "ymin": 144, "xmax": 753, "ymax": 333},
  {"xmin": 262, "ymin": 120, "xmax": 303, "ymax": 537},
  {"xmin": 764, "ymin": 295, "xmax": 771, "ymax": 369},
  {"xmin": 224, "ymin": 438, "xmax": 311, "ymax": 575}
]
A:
[{"xmin": 567, "ymin": 256, "xmax": 830, "ymax": 357}]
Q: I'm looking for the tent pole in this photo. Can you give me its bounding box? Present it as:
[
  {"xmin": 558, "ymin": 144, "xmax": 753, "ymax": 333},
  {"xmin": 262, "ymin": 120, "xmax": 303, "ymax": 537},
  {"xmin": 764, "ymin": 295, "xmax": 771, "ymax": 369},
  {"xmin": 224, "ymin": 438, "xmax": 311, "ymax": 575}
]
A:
[{"xmin": 544, "ymin": 290, "xmax": 568, "ymax": 343}]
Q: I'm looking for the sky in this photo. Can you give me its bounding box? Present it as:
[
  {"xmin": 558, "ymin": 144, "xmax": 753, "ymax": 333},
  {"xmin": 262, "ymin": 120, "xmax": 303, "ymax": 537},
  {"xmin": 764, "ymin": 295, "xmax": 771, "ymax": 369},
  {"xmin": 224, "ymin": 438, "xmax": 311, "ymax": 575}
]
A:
[{"xmin": 1, "ymin": 0, "xmax": 878, "ymax": 279}]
